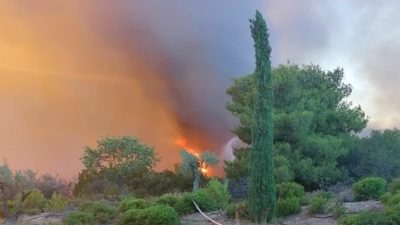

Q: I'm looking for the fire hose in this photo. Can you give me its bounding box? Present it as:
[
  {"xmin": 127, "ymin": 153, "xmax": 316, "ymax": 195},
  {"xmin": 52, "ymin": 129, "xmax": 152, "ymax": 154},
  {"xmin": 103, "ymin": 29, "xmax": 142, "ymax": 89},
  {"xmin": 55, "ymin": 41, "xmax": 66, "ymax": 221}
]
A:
[{"xmin": 192, "ymin": 200, "xmax": 223, "ymax": 225}]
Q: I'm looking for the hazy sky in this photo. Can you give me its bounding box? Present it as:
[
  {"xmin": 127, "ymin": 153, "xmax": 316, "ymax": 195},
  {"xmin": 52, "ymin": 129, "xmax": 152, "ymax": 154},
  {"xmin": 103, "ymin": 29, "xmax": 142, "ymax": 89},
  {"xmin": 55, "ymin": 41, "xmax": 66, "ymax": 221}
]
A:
[{"xmin": 0, "ymin": 1, "xmax": 399, "ymax": 178}]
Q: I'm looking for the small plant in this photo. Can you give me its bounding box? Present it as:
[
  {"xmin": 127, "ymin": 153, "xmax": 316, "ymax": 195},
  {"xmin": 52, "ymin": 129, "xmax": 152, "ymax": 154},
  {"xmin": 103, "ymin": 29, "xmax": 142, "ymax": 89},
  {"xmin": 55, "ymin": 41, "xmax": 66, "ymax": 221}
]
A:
[
  {"xmin": 64, "ymin": 211, "xmax": 94, "ymax": 225},
  {"xmin": 174, "ymin": 193, "xmax": 194, "ymax": 216},
  {"xmin": 79, "ymin": 201, "xmax": 118, "ymax": 224},
  {"xmin": 45, "ymin": 192, "xmax": 68, "ymax": 213},
  {"xmin": 155, "ymin": 193, "xmax": 179, "ymax": 208},
  {"xmin": 388, "ymin": 178, "xmax": 400, "ymax": 194},
  {"xmin": 277, "ymin": 197, "xmax": 301, "ymax": 217},
  {"xmin": 21, "ymin": 190, "xmax": 47, "ymax": 214},
  {"xmin": 332, "ymin": 202, "xmax": 346, "ymax": 219},
  {"xmin": 276, "ymin": 182, "xmax": 304, "ymax": 200},
  {"xmin": 352, "ymin": 177, "xmax": 386, "ymax": 200},
  {"xmin": 308, "ymin": 196, "xmax": 329, "ymax": 215},
  {"xmin": 118, "ymin": 197, "xmax": 149, "ymax": 212},
  {"xmin": 118, "ymin": 205, "xmax": 179, "ymax": 225},
  {"xmin": 204, "ymin": 179, "xmax": 231, "ymax": 209}
]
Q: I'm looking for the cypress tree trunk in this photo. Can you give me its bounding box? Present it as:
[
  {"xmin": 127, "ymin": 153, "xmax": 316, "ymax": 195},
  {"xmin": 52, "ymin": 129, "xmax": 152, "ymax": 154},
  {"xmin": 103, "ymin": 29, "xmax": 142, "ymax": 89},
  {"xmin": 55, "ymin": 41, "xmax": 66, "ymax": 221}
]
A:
[{"xmin": 248, "ymin": 11, "xmax": 276, "ymax": 223}]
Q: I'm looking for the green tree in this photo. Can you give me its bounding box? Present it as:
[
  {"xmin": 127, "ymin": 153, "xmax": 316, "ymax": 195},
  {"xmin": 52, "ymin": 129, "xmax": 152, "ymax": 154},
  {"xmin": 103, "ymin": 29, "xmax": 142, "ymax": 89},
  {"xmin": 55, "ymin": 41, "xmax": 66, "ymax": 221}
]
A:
[
  {"xmin": 225, "ymin": 63, "xmax": 368, "ymax": 188},
  {"xmin": 341, "ymin": 129, "xmax": 400, "ymax": 180},
  {"xmin": 248, "ymin": 11, "xmax": 276, "ymax": 223},
  {"xmin": 180, "ymin": 150, "xmax": 218, "ymax": 191},
  {"xmin": 81, "ymin": 136, "xmax": 159, "ymax": 195}
]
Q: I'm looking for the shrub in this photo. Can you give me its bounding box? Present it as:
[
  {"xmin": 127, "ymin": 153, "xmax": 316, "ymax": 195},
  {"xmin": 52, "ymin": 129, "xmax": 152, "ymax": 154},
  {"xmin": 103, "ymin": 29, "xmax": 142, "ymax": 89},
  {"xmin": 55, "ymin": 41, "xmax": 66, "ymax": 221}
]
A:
[
  {"xmin": 388, "ymin": 178, "xmax": 400, "ymax": 194},
  {"xmin": 380, "ymin": 192, "xmax": 392, "ymax": 205},
  {"xmin": 144, "ymin": 205, "xmax": 180, "ymax": 225},
  {"xmin": 277, "ymin": 197, "xmax": 301, "ymax": 217},
  {"xmin": 192, "ymin": 189, "xmax": 218, "ymax": 211},
  {"xmin": 21, "ymin": 190, "xmax": 47, "ymax": 214},
  {"xmin": 276, "ymin": 182, "xmax": 304, "ymax": 200},
  {"xmin": 155, "ymin": 193, "xmax": 179, "ymax": 208},
  {"xmin": 332, "ymin": 202, "xmax": 346, "ymax": 219},
  {"xmin": 118, "ymin": 205, "xmax": 179, "ymax": 225},
  {"xmin": 64, "ymin": 211, "xmax": 94, "ymax": 225},
  {"xmin": 80, "ymin": 201, "xmax": 118, "ymax": 224},
  {"xmin": 174, "ymin": 193, "xmax": 194, "ymax": 216},
  {"xmin": 192, "ymin": 180, "xmax": 231, "ymax": 212},
  {"xmin": 118, "ymin": 197, "xmax": 149, "ymax": 213},
  {"xmin": 352, "ymin": 177, "xmax": 386, "ymax": 200},
  {"xmin": 340, "ymin": 212, "xmax": 389, "ymax": 225},
  {"xmin": 117, "ymin": 208, "xmax": 144, "ymax": 225},
  {"xmin": 308, "ymin": 196, "xmax": 329, "ymax": 215},
  {"xmin": 204, "ymin": 179, "xmax": 231, "ymax": 209},
  {"xmin": 226, "ymin": 203, "xmax": 236, "ymax": 218},
  {"xmin": 45, "ymin": 192, "xmax": 68, "ymax": 213},
  {"xmin": 387, "ymin": 192, "xmax": 400, "ymax": 207}
]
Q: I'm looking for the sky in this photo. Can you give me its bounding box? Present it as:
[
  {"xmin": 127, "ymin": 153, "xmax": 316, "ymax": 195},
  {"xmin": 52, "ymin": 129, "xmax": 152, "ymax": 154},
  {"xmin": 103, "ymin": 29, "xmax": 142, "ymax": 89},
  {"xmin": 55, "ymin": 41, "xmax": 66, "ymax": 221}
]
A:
[{"xmin": 0, "ymin": 1, "xmax": 399, "ymax": 178}]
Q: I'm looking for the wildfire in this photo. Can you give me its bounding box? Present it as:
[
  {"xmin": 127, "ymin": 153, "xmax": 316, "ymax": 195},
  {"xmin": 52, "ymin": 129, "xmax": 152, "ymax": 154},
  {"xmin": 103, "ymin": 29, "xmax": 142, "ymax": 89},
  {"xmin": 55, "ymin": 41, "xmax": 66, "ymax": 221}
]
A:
[{"xmin": 175, "ymin": 138, "xmax": 208, "ymax": 175}]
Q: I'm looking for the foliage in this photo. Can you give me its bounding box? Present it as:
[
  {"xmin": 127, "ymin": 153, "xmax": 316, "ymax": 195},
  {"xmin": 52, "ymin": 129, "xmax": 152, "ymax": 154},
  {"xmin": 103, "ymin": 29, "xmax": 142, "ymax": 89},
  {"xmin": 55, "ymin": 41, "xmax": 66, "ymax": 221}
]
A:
[
  {"xmin": 226, "ymin": 201, "xmax": 250, "ymax": 220},
  {"xmin": 332, "ymin": 202, "xmax": 346, "ymax": 219},
  {"xmin": 388, "ymin": 178, "xmax": 400, "ymax": 194},
  {"xmin": 308, "ymin": 196, "xmax": 329, "ymax": 215},
  {"xmin": 225, "ymin": 63, "xmax": 368, "ymax": 189},
  {"xmin": 339, "ymin": 212, "xmax": 389, "ymax": 225},
  {"xmin": 277, "ymin": 197, "xmax": 301, "ymax": 217},
  {"xmin": 386, "ymin": 192, "xmax": 400, "ymax": 207},
  {"xmin": 81, "ymin": 136, "xmax": 159, "ymax": 195},
  {"xmin": 191, "ymin": 179, "xmax": 231, "ymax": 212},
  {"xmin": 118, "ymin": 197, "xmax": 149, "ymax": 213},
  {"xmin": 79, "ymin": 201, "xmax": 118, "ymax": 224},
  {"xmin": 180, "ymin": 150, "xmax": 218, "ymax": 192},
  {"xmin": 247, "ymin": 10, "xmax": 276, "ymax": 223},
  {"xmin": 118, "ymin": 205, "xmax": 179, "ymax": 225},
  {"xmin": 342, "ymin": 129, "xmax": 400, "ymax": 181},
  {"xmin": 155, "ymin": 193, "xmax": 179, "ymax": 208},
  {"xmin": 45, "ymin": 192, "xmax": 68, "ymax": 213},
  {"xmin": 64, "ymin": 211, "xmax": 94, "ymax": 225},
  {"xmin": 21, "ymin": 190, "xmax": 47, "ymax": 215},
  {"xmin": 174, "ymin": 193, "xmax": 195, "ymax": 216},
  {"xmin": 36, "ymin": 173, "xmax": 72, "ymax": 198},
  {"xmin": 276, "ymin": 182, "xmax": 304, "ymax": 200},
  {"xmin": 352, "ymin": 177, "xmax": 386, "ymax": 200}
]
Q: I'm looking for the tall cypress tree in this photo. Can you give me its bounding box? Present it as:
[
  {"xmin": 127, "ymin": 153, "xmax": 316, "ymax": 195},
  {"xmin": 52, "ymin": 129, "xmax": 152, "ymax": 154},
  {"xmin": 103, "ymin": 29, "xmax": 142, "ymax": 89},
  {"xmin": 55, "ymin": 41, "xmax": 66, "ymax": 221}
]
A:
[{"xmin": 248, "ymin": 11, "xmax": 276, "ymax": 223}]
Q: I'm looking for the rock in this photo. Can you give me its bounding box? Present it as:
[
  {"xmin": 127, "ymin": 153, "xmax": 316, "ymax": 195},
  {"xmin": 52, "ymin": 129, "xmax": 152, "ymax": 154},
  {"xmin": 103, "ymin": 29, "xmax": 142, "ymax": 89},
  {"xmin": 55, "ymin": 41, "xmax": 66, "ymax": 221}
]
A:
[
  {"xmin": 16, "ymin": 213, "xmax": 63, "ymax": 225},
  {"xmin": 343, "ymin": 200, "xmax": 384, "ymax": 214}
]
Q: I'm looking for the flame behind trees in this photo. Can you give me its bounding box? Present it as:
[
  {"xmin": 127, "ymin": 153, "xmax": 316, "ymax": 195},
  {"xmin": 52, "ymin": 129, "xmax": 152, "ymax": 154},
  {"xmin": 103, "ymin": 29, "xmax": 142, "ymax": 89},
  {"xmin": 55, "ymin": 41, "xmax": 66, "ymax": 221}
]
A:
[{"xmin": 177, "ymin": 138, "xmax": 218, "ymax": 191}]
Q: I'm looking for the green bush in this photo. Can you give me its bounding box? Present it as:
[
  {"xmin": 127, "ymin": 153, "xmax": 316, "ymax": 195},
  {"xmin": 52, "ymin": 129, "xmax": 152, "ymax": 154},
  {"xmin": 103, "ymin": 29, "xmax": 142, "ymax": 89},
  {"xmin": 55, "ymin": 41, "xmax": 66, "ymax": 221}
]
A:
[
  {"xmin": 117, "ymin": 208, "xmax": 144, "ymax": 225},
  {"xmin": 145, "ymin": 205, "xmax": 180, "ymax": 225},
  {"xmin": 192, "ymin": 180, "xmax": 231, "ymax": 212},
  {"xmin": 21, "ymin": 190, "xmax": 47, "ymax": 214},
  {"xmin": 225, "ymin": 201, "xmax": 250, "ymax": 219},
  {"xmin": 118, "ymin": 205, "xmax": 179, "ymax": 225},
  {"xmin": 380, "ymin": 192, "xmax": 392, "ymax": 205},
  {"xmin": 352, "ymin": 177, "xmax": 387, "ymax": 200},
  {"xmin": 388, "ymin": 178, "xmax": 400, "ymax": 194},
  {"xmin": 79, "ymin": 201, "xmax": 118, "ymax": 224},
  {"xmin": 276, "ymin": 182, "xmax": 304, "ymax": 200},
  {"xmin": 45, "ymin": 192, "xmax": 68, "ymax": 213},
  {"xmin": 277, "ymin": 197, "xmax": 301, "ymax": 217},
  {"xmin": 118, "ymin": 197, "xmax": 150, "ymax": 212},
  {"xmin": 192, "ymin": 189, "xmax": 218, "ymax": 211},
  {"xmin": 332, "ymin": 202, "xmax": 346, "ymax": 219},
  {"xmin": 340, "ymin": 212, "xmax": 389, "ymax": 225},
  {"xmin": 174, "ymin": 193, "xmax": 194, "ymax": 216},
  {"xmin": 308, "ymin": 196, "xmax": 329, "ymax": 215},
  {"xmin": 387, "ymin": 192, "xmax": 400, "ymax": 207},
  {"xmin": 155, "ymin": 193, "xmax": 179, "ymax": 208},
  {"xmin": 64, "ymin": 211, "xmax": 94, "ymax": 225},
  {"xmin": 226, "ymin": 203, "xmax": 236, "ymax": 218},
  {"xmin": 204, "ymin": 179, "xmax": 231, "ymax": 209}
]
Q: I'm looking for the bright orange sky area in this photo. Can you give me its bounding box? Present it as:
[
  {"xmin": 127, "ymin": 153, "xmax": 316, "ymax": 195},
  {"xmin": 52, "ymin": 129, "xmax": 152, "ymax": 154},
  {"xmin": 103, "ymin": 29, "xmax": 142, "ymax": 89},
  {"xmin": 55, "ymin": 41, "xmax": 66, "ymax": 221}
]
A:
[{"xmin": 0, "ymin": 2, "xmax": 203, "ymax": 178}]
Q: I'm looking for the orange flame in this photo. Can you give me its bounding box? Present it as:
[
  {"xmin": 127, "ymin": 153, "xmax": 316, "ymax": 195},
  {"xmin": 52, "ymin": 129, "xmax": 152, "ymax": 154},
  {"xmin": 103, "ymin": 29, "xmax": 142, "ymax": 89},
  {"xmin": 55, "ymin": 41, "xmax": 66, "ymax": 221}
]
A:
[{"xmin": 175, "ymin": 137, "xmax": 208, "ymax": 175}]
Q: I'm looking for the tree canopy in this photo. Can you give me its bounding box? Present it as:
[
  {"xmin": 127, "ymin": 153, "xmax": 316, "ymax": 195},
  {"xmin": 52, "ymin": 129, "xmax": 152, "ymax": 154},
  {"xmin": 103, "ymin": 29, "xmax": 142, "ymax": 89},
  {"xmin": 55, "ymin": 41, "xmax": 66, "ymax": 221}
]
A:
[{"xmin": 225, "ymin": 63, "xmax": 368, "ymax": 189}]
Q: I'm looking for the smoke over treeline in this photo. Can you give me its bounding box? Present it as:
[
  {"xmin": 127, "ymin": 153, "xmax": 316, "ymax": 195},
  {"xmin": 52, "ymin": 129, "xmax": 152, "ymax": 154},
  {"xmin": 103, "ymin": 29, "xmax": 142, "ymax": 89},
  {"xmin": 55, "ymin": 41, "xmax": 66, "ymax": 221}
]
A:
[{"xmin": 0, "ymin": 1, "xmax": 262, "ymax": 177}]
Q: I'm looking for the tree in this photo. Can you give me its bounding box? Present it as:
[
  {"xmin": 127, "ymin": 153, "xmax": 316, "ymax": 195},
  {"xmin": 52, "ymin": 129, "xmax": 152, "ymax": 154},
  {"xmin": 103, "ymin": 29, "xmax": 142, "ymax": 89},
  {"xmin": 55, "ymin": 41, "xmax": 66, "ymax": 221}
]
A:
[
  {"xmin": 341, "ymin": 129, "xmax": 400, "ymax": 180},
  {"xmin": 180, "ymin": 150, "xmax": 218, "ymax": 191},
  {"xmin": 81, "ymin": 136, "xmax": 159, "ymax": 195},
  {"xmin": 225, "ymin": 63, "xmax": 368, "ymax": 189},
  {"xmin": 248, "ymin": 11, "xmax": 276, "ymax": 223}
]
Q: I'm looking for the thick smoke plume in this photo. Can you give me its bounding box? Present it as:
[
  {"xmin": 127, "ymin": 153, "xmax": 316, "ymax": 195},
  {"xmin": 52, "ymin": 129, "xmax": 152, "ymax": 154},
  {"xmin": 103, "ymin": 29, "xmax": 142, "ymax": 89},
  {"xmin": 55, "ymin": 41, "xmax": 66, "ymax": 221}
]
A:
[{"xmin": 0, "ymin": 1, "xmax": 262, "ymax": 177}]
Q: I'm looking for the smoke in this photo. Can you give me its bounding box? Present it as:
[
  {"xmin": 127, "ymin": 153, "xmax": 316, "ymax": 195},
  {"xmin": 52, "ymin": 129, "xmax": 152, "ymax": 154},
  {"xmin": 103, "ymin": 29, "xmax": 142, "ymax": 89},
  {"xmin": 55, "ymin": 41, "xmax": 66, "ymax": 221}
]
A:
[{"xmin": 0, "ymin": 1, "xmax": 263, "ymax": 177}]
